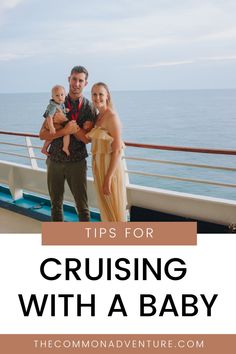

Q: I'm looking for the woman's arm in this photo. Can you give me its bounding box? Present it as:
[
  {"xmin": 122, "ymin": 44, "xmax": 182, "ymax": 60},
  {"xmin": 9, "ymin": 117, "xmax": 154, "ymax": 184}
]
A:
[{"xmin": 103, "ymin": 113, "xmax": 123, "ymax": 195}]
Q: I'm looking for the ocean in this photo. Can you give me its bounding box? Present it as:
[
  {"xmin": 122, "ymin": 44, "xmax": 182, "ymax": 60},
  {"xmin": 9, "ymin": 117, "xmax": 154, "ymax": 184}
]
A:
[{"xmin": 0, "ymin": 89, "xmax": 236, "ymax": 200}]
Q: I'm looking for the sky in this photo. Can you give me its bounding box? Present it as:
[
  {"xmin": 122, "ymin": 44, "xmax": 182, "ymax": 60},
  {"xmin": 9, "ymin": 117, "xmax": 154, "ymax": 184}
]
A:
[{"xmin": 1, "ymin": 0, "xmax": 236, "ymax": 92}]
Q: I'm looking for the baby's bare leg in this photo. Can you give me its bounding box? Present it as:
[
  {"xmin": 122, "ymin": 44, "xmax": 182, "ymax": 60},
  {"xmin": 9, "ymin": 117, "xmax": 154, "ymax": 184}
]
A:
[
  {"xmin": 62, "ymin": 135, "xmax": 70, "ymax": 156},
  {"xmin": 47, "ymin": 116, "xmax": 56, "ymax": 135},
  {"xmin": 41, "ymin": 140, "xmax": 52, "ymax": 156}
]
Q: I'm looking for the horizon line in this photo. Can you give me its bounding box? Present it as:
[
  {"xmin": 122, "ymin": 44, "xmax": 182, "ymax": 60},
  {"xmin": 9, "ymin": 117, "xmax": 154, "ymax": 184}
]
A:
[{"xmin": 0, "ymin": 87, "xmax": 236, "ymax": 95}]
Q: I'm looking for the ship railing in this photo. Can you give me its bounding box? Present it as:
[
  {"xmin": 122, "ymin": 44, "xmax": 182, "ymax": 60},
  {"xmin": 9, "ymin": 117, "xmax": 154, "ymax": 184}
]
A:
[
  {"xmin": 1, "ymin": 130, "xmax": 236, "ymax": 226},
  {"xmin": 1, "ymin": 130, "xmax": 236, "ymax": 189}
]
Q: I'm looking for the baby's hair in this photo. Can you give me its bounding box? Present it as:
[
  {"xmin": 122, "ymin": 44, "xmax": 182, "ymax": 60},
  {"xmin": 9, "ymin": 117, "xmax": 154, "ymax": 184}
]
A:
[{"xmin": 51, "ymin": 85, "xmax": 66, "ymax": 96}]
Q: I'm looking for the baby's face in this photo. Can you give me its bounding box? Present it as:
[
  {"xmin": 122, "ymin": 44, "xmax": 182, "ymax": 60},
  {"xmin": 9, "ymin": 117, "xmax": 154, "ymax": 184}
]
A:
[{"xmin": 52, "ymin": 88, "xmax": 66, "ymax": 104}]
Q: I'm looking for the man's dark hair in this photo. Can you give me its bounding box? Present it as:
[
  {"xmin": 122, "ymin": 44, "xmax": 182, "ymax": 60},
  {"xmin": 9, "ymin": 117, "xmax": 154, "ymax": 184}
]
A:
[{"xmin": 70, "ymin": 66, "xmax": 89, "ymax": 79}]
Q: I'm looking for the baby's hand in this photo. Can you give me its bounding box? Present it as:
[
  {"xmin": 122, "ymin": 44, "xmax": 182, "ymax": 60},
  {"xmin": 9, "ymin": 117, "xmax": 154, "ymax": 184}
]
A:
[
  {"xmin": 65, "ymin": 108, "xmax": 70, "ymax": 113},
  {"xmin": 49, "ymin": 127, "xmax": 56, "ymax": 135}
]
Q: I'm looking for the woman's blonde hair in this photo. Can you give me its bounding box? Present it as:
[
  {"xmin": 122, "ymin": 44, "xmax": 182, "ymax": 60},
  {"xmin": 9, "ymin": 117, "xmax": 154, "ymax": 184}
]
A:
[{"xmin": 91, "ymin": 82, "xmax": 113, "ymax": 109}]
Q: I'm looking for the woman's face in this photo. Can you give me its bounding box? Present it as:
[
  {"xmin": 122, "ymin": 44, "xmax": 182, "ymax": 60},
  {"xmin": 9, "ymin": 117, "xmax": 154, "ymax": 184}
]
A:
[{"xmin": 91, "ymin": 85, "xmax": 109, "ymax": 110}]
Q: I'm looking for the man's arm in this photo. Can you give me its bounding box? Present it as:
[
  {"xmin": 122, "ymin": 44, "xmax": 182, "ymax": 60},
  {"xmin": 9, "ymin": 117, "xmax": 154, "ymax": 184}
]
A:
[
  {"xmin": 39, "ymin": 120, "xmax": 78, "ymax": 141},
  {"xmin": 74, "ymin": 128, "xmax": 91, "ymax": 144},
  {"xmin": 73, "ymin": 101, "xmax": 96, "ymax": 143}
]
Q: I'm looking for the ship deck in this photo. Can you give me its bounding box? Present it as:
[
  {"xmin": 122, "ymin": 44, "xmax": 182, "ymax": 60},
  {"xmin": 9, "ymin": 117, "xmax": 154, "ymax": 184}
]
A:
[{"xmin": 0, "ymin": 207, "xmax": 42, "ymax": 233}]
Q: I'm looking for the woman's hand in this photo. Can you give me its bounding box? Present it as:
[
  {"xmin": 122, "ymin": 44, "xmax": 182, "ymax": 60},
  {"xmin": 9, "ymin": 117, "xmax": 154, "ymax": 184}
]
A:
[{"xmin": 103, "ymin": 176, "xmax": 112, "ymax": 195}]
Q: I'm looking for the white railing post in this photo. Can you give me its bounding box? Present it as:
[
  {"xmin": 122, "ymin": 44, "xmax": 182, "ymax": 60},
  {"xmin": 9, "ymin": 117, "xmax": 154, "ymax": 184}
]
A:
[
  {"xmin": 8, "ymin": 167, "xmax": 23, "ymax": 200},
  {"xmin": 25, "ymin": 136, "xmax": 38, "ymax": 170},
  {"xmin": 122, "ymin": 150, "xmax": 130, "ymax": 185}
]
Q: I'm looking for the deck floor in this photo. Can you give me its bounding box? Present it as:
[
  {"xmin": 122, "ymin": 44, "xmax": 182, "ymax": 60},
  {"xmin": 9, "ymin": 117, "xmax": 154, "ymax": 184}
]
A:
[{"xmin": 0, "ymin": 207, "xmax": 42, "ymax": 233}]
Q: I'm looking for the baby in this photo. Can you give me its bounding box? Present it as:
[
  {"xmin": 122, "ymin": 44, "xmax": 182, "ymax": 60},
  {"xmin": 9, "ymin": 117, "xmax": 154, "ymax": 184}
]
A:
[
  {"xmin": 41, "ymin": 85, "xmax": 70, "ymax": 156},
  {"xmin": 41, "ymin": 85, "xmax": 94, "ymax": 156}
]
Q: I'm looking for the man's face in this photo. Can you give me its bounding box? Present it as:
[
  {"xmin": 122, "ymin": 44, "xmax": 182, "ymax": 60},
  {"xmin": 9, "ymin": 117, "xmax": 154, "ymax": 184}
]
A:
[{"xmin": 68, "ymin": 72, "xmax": 87, "ymax": 98}]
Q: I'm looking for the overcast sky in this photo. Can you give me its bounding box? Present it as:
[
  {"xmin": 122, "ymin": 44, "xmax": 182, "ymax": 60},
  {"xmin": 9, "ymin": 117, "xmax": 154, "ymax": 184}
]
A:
[{"xmin": 1, "ymin": 0, "xmax": 236, "ymax": 92}]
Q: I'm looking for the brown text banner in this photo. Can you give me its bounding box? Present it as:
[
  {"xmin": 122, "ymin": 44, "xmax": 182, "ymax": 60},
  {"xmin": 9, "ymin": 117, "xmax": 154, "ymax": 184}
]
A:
[
  {"xmin": 0, "ymin": 334, "xmax": 235, "ymax": 353},
  {"xmin": 42, "ymin": 222, "xmax": 197, "ymax": 246}
]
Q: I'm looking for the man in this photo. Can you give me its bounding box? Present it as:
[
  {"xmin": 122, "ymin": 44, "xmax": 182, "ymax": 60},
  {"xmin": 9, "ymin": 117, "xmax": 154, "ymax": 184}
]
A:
[{"xmin": 39, "ymin": 66, "xmax": 96, "ymax": 221}]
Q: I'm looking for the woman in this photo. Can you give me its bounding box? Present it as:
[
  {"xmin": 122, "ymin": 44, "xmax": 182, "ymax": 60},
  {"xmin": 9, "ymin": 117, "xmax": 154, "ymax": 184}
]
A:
[{"xmin": 86, "ymin": 82, "xmax": 127, "ymax": 221}]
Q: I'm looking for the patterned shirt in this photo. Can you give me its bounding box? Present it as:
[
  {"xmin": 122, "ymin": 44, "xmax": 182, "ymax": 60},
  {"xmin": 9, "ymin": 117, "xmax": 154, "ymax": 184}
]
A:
[{"xmin": 48, "ymin": 95, "xmax": 96, "ymax": 163}]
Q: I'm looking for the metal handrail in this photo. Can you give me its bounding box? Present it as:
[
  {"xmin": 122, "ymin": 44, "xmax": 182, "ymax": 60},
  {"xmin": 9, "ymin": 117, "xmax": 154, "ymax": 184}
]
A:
[
  {"xmin": 1, "ymin": 130, "xmax": 236, "ymax": 189},
  {"xmin": 0, "ymin": 141, "xmax": 42, "ymax": 149},
  {"xmin": 0, "ymin": 131, "xmax": 39, "ymax": 138},
  {"xmin": 0, "ymin": 151, "xmax": 45, "ymax": 161},
  {"xmin": 1, "ymin": 139, "xmax": 236, "ymax": 172},
  {"xmin": 1, "ymin": 130, "xmax": 236, "ymax": 155},
  {"xmin": 124, "ymin": 142, "xmax": 236, "ymax": 155},
  {"xmin": 126, "ymin": 169, "xmax": 236, "ymax": 188},
  {"xmin": 124, "ymin": 156, "xmax": 236, "ymax": 172},
  {"xmin": 2, "ymin": 148, "xmax": 235, "ymax": 172}
]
